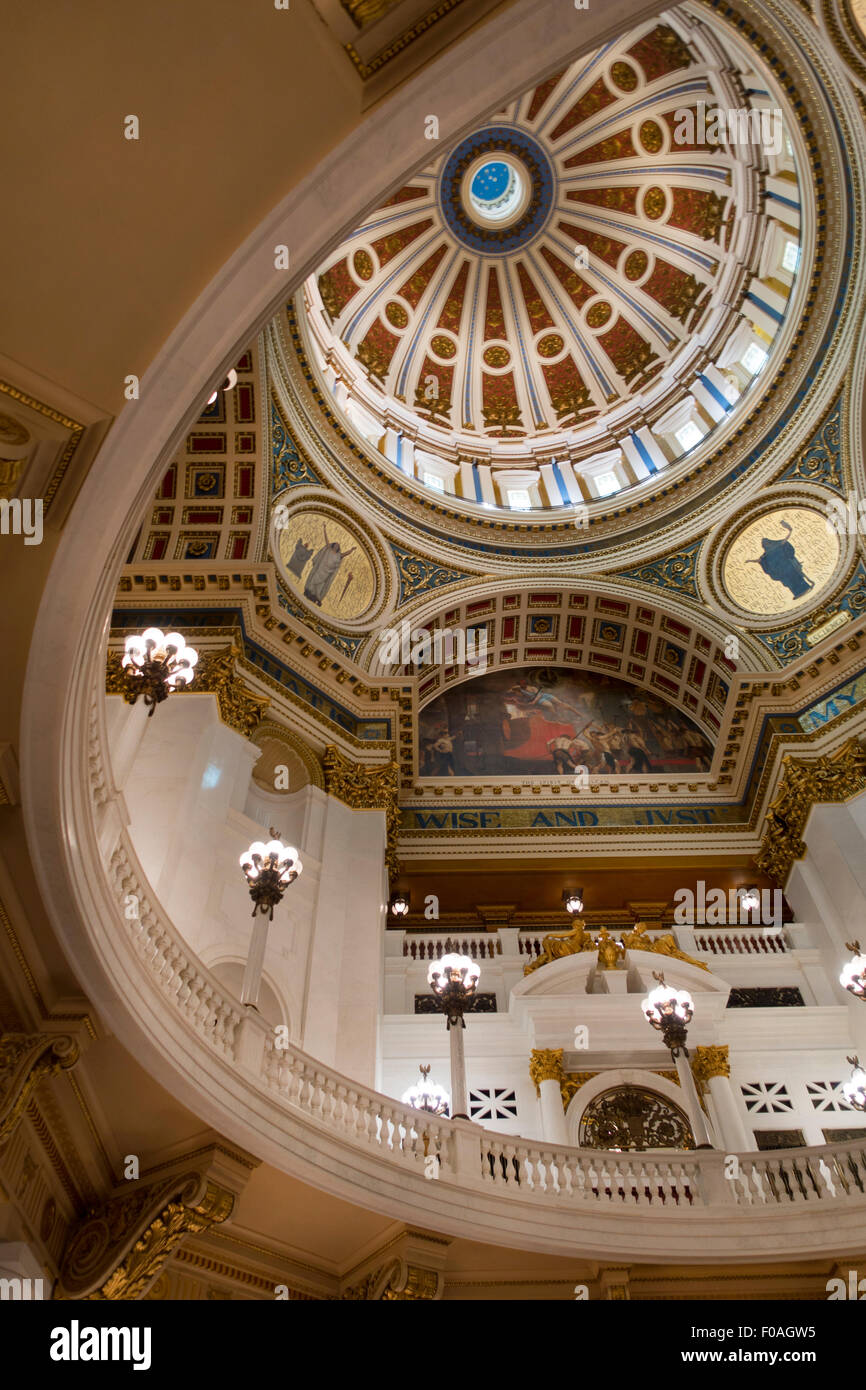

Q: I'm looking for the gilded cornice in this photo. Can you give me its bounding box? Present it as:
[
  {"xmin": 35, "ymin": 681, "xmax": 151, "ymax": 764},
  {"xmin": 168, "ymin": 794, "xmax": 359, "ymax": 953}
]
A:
[{"xmin": 755, "ymin": 736, "xmax": 866, "ymax": 881}]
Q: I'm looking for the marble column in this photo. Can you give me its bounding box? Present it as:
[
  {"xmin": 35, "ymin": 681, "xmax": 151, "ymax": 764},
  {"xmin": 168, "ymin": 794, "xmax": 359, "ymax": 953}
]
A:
[
  {"xmin": 529, "ymin": 1048, "xmax": 568, "ymax": 1144},
  {"xmin": 692, "ymin": 1045, "xmax": 751, "ymax": 1152}
]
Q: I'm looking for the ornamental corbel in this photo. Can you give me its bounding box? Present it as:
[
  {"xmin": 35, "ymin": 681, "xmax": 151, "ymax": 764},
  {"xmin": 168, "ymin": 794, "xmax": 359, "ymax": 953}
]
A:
[
  {"xmin": 57, "ymin": 1144, "xmax": 257, "ymax": 1300},
  {"xmin": 0, "ymin": 1032, "xmax": 79, "ymax": 1144}
]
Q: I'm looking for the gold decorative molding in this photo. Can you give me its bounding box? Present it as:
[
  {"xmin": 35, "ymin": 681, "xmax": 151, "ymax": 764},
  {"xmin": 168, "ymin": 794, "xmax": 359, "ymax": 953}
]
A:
[
  {"xmin": 561, "ymin": 1072, "xmax": 598, "ymax": 1109},
  {"xmin": 756, "ymin": 737, "xmax": 866, "ymax": 883},
  {"xmin": 0, "ymin": 1032, "xmax": 80, "ymax": 1144},
  {"xmin": 529, "ymin": 1048, "xmax": 564, "ymax": 1092},
  {"xmin": 691, "ymin": 1045, "xmax": 730, "ymax": 1085},
  {"xmin": 343, "ymin": 1258, "xmax": 442, "ymax": 1301},
  {"xmin": 57, "ymin": 1148, "xmax": 255, "ymax": 1301},
  {"xmin": 107, "ymin": 642, "xmax": 270, "ymax": 740},
  {"xmin": 323, "ymin": 744, "xmax": 400, "ymax": 881}
]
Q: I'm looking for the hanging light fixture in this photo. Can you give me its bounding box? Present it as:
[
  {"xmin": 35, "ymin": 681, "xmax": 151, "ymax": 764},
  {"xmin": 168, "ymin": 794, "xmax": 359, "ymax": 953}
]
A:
[
  {"xmin": 563, "ymin": 888, "xmax": 584, "ymax": 915},
  {"xmin": 389, "ymin": 891, "xmax": 410, "ymax": 918},
  {"xmin": 843, "ymin": 1057, "xmax": 866, "ymax": 1112},
  {"xmin": 239, "ymin": 828, "xmax": 302, "ymax": 919},
  {"xmin": 840, "ymin": 942, "xmax": 866, "ymax": 1001},
  {"xmin": 738, "ymin": 885, "xmax": 761, "ymax": 915},
  {"xmin": 641, "ymin": 971, "xmax": 694, "ymax": 1055},
  {"xmin": 207, "ymin": 367, "xmax": 238, "ymax": 406},
  {"xmin": 401, "ymin": 1064, "xmax": 450, "ymax": 1116},
  {"xmin": 119, "ymin": 628, "xmax": 198, "ymax": 715}
]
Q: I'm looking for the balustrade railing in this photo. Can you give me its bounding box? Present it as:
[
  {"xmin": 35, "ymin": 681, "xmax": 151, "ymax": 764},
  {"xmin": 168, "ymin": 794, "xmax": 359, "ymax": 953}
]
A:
[
  {"xmin": 402, "ymin": 935, "xmax": 501, "ymax": 960},
  {"xmin": 95, "ymin": 750, "xmax": 866, "ymax": 1232}
]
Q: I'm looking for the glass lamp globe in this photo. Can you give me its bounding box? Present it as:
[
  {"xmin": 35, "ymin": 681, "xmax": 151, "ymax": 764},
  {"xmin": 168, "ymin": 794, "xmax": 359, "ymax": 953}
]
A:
[
  {"xmin": 428, "ymin": 953, "xmax": 481, "ymax": 991},
  {"xmin": 738, "ymin": 885, "xmax": 761, "ymax": 915},
  {"xmin": 642, "ymin": 979, "xmax": 694, "ymax": 1029},
  {"xmin": 840, "ymin": 942, "xmax": 866, "ymax": 1001},
  {"xmin": 563, "ymin": 889, "xmax": 584, "ymax": 915},
  {"xmin": 401, "ymin": 1065, "xmax": 450, "ymax": 1116},
  {"xmin": 843, "ymin": 1057, "xmax": 866, "ymax": 1112}
]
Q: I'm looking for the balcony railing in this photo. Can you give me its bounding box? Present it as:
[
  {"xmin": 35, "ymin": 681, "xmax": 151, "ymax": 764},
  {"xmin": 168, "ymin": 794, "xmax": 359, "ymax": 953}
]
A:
[{"xmin": 82, "ymin": 693, "xmax": 866, "ymax": 1259}]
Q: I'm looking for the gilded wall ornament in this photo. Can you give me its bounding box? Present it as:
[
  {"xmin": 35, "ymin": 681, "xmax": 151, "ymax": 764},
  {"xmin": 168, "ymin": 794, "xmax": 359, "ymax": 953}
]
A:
[
  {"xmin": 323, "ymin": 745, "xmax": 400, "ymax": 881},
  {"xmin": 0, "ymin": 1032, "xmax": 79, "ymax": 1144},
  {"xmin": 756, "ymin": 737, "xmax": 866, "ymax": 883},
  {"xmin": 621, "ymin": 921, "xmax": 709, "ymax": 972},
  {"xmin": 59, "ymin": 1172, "xmax": 236, "ymax": 1300},
  {"xmin": 691, "ymin": 1044, "xmax": 730, "ymax": 1086}
]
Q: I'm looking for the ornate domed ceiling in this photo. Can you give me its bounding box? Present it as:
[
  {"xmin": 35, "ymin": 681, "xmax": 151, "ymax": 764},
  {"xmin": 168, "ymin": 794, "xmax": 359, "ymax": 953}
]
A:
[{"xmin": 297, "ymin": 13, "xmax": 805, "ymax": 518}]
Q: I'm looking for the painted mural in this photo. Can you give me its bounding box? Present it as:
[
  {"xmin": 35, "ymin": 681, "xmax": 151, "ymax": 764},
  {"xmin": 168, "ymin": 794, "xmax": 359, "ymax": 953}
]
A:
[{"xmin": 419, "ymin": 666, "xmax": 713, "ymax": 777}]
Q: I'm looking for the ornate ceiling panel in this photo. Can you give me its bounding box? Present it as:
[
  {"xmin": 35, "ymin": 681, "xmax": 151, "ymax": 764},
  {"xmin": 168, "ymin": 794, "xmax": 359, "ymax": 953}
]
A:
[{"xmin": 302, "ymin": 13, "xmax": 804, "ymax": 517}]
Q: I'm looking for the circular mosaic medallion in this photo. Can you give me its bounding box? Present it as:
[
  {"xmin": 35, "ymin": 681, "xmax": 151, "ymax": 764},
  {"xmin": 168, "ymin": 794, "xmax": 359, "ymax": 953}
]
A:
[
  {"xmin": 722, "ymin": 506, "xmax": 841, "ymax": 617},
  {"xmin": 483, "ymin": 344, "xmax": 511, "ymax": 368},
  {"xmin": 438, "ymin": 125, "xmax": 554, "ymax": 252},
  {"xmin": 610, "ymin": 61, "xmax": 638, "ymax": 91},
  {"xmin": 278, "ymin": 507, "xmax": 378, "ymax": 624},
  {"xmin": 430, "ymin": 335, "xmax": 457, "ymax": 360},
  {"xmin": 639, "ymin": 120, "xmax": 664, "ymax": 153},
  {"xmin": 643, "ymin": 186, "xmax": 666, "ymax": 219},
  {"xmin": 537, "ymin": 333, "xmax": 565, "ymax": 358},
  {"xmin": 624, "ymin": 250, "xmax": 649, "ymax": 281},
  {"xmin": 385, "ymin": 301, "xmax": 409, "ymax": 329},
  {"xmin": 353, "ymin": 250, "xmax": 374, "ymax": 280},
  {"xmin": 586, "ymin": 301, "xmax": 612, "ymax": 328}
]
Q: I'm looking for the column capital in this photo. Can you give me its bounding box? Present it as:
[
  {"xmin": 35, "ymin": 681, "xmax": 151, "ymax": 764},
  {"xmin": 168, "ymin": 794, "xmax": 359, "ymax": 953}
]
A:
[
  {"xmin": 691, "ymin": 1044, "xmax": 730, "ymax": 1083},
  {"xmin": 529, "ymin": 1047, "xmax": 564, "ymax": 1090}
]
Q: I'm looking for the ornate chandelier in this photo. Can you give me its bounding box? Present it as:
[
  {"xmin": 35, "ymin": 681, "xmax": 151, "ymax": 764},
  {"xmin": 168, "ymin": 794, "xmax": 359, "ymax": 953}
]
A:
[
  {"xmin": 239, "ymin": 830, "xmax": 302, "ymax": 919},
  {"xmin": 401, "ymin": 1065, "xmax": 450, "ymax": 1116},
  {"xmin": 120, "ymin": 628, "xmax": 198, "ymax": 715},
  {"xmin": 642, "ymin": 971, "xmax": 694, "ymax": 1055}
]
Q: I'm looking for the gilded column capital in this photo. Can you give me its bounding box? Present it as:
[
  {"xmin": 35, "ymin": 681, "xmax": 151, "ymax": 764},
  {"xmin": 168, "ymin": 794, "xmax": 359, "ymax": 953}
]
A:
[
  {"xmin": 323, "ymin": 744, "xmax": 400, "ymax": 882},
  {"xmin": 756, "ymin": 737, "xmax": 866, "ymax": 883},
  {"xmin": 0, "ymin": 1032, "xmax": 79, "ymax": 1144},
  {"xmin": 691, "ymin": 1045, "xmax": 730, "ymax": 1084},
  {"xmin": 529, "ymin": 1047, "xmax": 564, "ymax": 1090}
]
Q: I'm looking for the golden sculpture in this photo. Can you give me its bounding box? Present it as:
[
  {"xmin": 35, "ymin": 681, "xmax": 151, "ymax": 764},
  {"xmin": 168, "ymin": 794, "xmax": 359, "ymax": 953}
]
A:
[
  {"xmin": 620, "ymin": 921, "xmax": 709, "ymax": 972},
  {"xmin": 523, "ymin": 919, "xmax": 595, "ymax": 975},
  {"xmin": 596, "ymin": 927, "xmax": 624, "ymax": 970},
  {"xmin": 756, "ymin": 738, "xmax": 866, "ymax": 883}
]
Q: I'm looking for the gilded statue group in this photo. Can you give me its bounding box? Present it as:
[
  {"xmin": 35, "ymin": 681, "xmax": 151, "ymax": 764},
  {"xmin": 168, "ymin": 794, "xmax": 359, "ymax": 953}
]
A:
[{"xmin": 523, "ymin": 920, "xmax": 708, "ymax": 975}]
